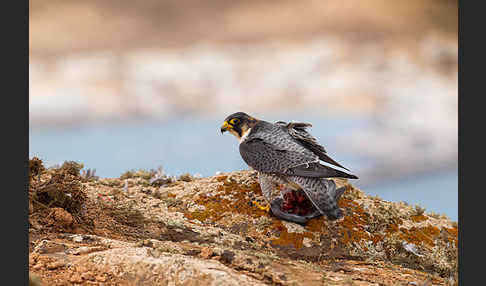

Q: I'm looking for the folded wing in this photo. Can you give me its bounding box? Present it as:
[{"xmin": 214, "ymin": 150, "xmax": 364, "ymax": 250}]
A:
[
  {"xmin": 240, "ymin": 137, "xmax": 358, "ymax": 179},
  {"xmin": 278, "ymin": 121, "xmax": 351, "ymax": 171}
]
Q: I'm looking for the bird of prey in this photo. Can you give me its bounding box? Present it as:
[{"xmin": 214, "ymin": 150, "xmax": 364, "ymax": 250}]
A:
[{"xmin": 220, "ymin": 112, "xmax": 358, "ymax": 224}]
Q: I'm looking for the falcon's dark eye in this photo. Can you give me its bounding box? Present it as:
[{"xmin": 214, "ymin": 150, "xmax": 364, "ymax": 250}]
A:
[{"xmin": 230, "ymin": 118, "xmax": 240, "ymax": 125}]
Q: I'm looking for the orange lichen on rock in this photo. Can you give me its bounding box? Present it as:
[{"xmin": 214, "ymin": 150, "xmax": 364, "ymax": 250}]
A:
[
  {"xmin": 270, "ymin": 220, "xmax": 313, "ymax": 249},
  {"xmin": 410, "ymin": 214, "xmax": 428, "ymax": 223},
  {"xmin": 184, "ymin": 194, "xmax": 231, "ymax": 222},
  {"xmin": 339, "ymin": 219, "xmax": 371, "ymax": 245},
  {"xmin": 444, "ymin": 226, "xmax": 457, "ymax": 237},
  {"xmin": 443, "ymin": 226, "xmax": 459, "ymax": 247},
  {"xmin": 371, "ymin": 234, "xmax": 384, "ymax": 244},
  {"xmin": 306, "ymin": 217, "xmax": 325, "ymax": 232},
  {"xmin": 167, "ymin": 193, "xmax": 176, "ymax": 198},
  {"xmin": 386, "ymin": 222, "xmax": 401, "ymax": 234},
  {"xmin": 184, "ymin": 179, "xmax": 269, "ymax": 223},
  {"xmin": 28, "ymin": 167, "xmax": 458, "ymax": 285},
  {"xmin": 169, "ymin": 171, "xmax": 458, "ymax": 281},
  {"xmin": 337, "ymin": 198, "xmax": 373, "ymax": 245},
  {"xmin": 399, "ymin": 225, "xmax": 441, "ymax": 247}
]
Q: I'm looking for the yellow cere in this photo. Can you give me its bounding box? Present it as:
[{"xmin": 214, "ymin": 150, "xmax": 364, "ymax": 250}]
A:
[{"xmin": 222, "ymin": 121, "xmax": 231, "ymax": 129}]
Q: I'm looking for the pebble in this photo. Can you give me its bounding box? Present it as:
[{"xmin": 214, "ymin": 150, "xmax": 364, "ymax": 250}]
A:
[
  {"xmin": 67, "ymin": 246, "xmax": 105, "ymax": 255},
  {"xmin": 47, "ymin": 261, "xmax": 66, "ymax": 270},
  {"xmin": 81, "ymin": 271, "xmax": 95, "ymax": 281}
]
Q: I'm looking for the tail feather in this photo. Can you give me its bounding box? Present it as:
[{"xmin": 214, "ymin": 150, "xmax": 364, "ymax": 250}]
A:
[
  {"xmin": 319, "ymin": 153, "xmax": 350, "ymax": 171},
  {"xmin": 289, "ymin": 162, "xmax": 359, "ymax": 179},
  {"xmin": 324, "ymin": 180, "xmax": 346, "ymax": 202},
  {"xmin": 333, "ymin": 186, "xmax": 346, "ymax": 201}
]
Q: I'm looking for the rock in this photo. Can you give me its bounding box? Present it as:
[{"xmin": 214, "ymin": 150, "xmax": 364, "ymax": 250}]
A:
[
  {"xmin": 78, "ymin": 247, "xmax": 265, "ymax": 286},
  {"xmin": 69, "ymin": 273, "xmax": 83, "ymax": 283},
  {"xmin": 47, "ymin": 261, "xmax": 65, "ymax": 270},
  {"xmin": 66, "ymin": 246, "xmax": 106, "ymax": 255},
  {"xmin": 72, "ymin": 235, "xmax": 84, "ymax": 243},
  {"xmin": 33, "ymin": 240, "xmax": 66, "ymax": 254},
  {"xmin": 200, "ymin": 247, "xmax": 214, "ymax": 259},
  {"xmin": 49, "ymin": 207, "xmax": 74, "ymax": 228},
  {"xmin": 95, "ymin": 275, "xmax": 107, "ymax": 282},
  {"xmin": 220, "ymin": 250, "xmax": 236, "ymax": 264},
  {"xmin": 28, "ymin": 170, "xmax": 457, "ymax": 286},
  {"xmin": 81, "ymin": 272, "xmax": 95, "ymax": 281},
  {"xmin": 29, "ymin": 253, "xmax": 39, "ymax": 266},
  {"xmin": 29, "ymin": 272, "xmax": 42, "ymax": 286}
]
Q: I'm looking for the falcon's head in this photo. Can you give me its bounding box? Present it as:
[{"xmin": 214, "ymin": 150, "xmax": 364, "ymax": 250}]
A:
[{"xmin": 220, "ymin": 112, "xmax": 258, "ymax": 140}]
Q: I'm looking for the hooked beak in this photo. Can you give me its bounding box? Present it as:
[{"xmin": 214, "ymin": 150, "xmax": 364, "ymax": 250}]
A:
[{"xmin": 220, "ymin": 121, "xmax": 231, "ymax": 134}]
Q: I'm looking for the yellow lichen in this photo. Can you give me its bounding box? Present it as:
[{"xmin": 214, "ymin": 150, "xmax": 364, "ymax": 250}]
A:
[
  {"xmin": 306, "ymin": 217, "xmax": 325, "ymax": 232},
  {"xmin": 184, "ymin": 179, "xmax": 268, "ymax": 223},
  {"xmin": 410, "ymin": 214, "xmax": 428, "ymax": 223},
  {"xmin": 399, "ymin": 225, "xmax": 441, "ymax": 247},
  {"xmin": 270, "ymin": 220, "xmax": 313, "ymax": 249},
  {"xmin": 337, "ymin": 198, "xmax": 373, "ymax": 245},
  {"xmin": 167, "ymin": 193, "xmax": 176, "ymax": 198}
]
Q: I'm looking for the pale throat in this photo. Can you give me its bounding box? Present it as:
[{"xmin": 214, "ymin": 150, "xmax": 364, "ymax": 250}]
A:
[{"xmin": 239, "ymin": 127, "xmax": 252, "ymax": 143}]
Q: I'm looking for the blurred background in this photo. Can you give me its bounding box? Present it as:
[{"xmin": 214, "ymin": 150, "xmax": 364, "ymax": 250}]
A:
[{"xmin": 29, "ymin": 0, "xmax": 458, "ymax": 220}]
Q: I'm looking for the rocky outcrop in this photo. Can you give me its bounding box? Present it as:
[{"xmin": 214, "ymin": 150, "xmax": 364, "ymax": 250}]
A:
[{"xmin": 29, "ymin": 160, "xmax": 457, "ymax": 286}]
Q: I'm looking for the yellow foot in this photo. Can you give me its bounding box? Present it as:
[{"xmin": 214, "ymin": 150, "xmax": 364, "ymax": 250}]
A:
[{"xmin": 252, "ymin": 201, "xmax": 270, "ymax": 212}]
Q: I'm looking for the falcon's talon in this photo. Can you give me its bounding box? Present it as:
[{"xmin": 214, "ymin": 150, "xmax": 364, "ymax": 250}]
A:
[
  {"xmin": 252, "ymin": 201, "xmax": 270, "ymax": 212},
  {"xmin": 270, "ymin": 198, "xmax": 321, "ymax": 225}
]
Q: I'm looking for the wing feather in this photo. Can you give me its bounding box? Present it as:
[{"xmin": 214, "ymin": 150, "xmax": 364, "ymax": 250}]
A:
[
  {"xmin": 240, "ymin": 136, "xmax": 358, "ymax": 179},
  {"xmin": 239, "ymin": 137, "xmax": 315, "ymax": 174},
  {"xmin": 280, "ymin": 121, "xmax": 351, "ymax": 171}
]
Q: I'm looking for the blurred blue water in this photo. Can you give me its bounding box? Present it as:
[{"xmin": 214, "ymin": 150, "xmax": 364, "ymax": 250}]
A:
[
  {"xmin": 362, "ymin": 170, "xmax": 457, "ymax": 220},
  {"xmin": 29, "ymin": 113, "xmax": 370, "ymax": 177},
  {"xmin": 29, "ymin": 113, "xmax": 457, "ymax": 221}
]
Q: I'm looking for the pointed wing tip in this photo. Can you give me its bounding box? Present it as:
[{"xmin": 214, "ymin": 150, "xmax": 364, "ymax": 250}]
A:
[{"xmin": 288, "ymin": 121, "xmax": 312, "ymax": 128}]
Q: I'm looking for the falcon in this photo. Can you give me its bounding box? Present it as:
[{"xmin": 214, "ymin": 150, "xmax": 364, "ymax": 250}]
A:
[{"xmin": 220, "ymin": 112, "xmax": 358, "ymax": 224}]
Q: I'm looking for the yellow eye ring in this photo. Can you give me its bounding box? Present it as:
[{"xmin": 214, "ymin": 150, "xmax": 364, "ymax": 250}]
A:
[{"xmin": 230, "ymin": 118, "xmax": 240, "ymax": 125}]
